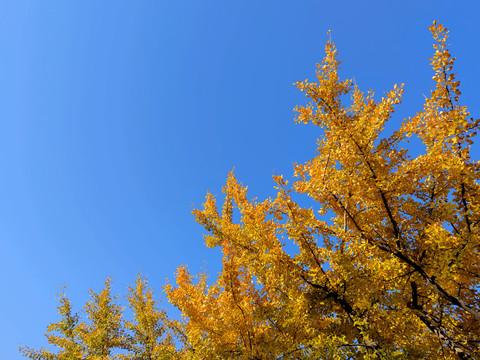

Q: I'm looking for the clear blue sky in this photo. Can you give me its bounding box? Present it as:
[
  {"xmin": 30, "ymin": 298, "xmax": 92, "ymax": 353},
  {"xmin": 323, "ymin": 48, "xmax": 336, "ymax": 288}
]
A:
[{"xmin": 2, "ymin": 1, "xmax": 479, "ymax": 358}]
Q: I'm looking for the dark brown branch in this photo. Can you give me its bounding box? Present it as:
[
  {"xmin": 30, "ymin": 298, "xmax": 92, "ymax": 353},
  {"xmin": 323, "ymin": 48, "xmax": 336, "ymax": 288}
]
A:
[
  {"xmin": 331, "ymin": 186, "xmax": 480, "ymax": 324},
  {"xmin": 408, "ymin": 282, "xmax": 472, "ymax": 359},
  {"xmin": 393, "ymin": 250, "xmax": 480, "ymax": 323}
]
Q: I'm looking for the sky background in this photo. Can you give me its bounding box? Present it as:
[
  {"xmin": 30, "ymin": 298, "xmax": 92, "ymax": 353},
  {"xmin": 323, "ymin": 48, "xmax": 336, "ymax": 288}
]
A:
[{"xmin": 1, "ymin": 1, "xmax": 480, "ymax": 358}]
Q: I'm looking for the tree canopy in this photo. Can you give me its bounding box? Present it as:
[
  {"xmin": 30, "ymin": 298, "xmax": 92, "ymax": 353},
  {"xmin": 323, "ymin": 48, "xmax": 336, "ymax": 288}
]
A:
[{"xmin": 21, "ymin": 22, "xmax": 480, "ymax": 359}]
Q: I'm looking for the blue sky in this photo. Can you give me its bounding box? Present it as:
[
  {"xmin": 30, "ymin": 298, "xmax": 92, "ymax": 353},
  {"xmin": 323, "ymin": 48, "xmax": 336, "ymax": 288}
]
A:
[{"xmin": 1, "ymin": 1, "xmax": 479, "ymax": 358}]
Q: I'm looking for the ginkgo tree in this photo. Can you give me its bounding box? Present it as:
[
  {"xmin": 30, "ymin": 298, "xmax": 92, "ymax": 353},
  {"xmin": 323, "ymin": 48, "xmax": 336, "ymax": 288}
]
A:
[
  {"xmin": 21, "ymin": 22, "xmax": 479, "ymax": 359},
  {"xmin": 20, "ymin": 276, "xmax": 179, "ymax": 360},
  {"xmin": 171, "ymin": 21, "xmax": 480, "ymax": 359}
]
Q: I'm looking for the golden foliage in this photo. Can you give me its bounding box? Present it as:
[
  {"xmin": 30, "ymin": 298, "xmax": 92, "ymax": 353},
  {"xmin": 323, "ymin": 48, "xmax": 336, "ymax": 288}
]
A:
[
  {"xmin": 21, "ymin": 22, "xmax": 480, "ymax": 359},
  {"xmin": 179, "ymin": 22, "xmax": 480, "ymax": 359}
]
